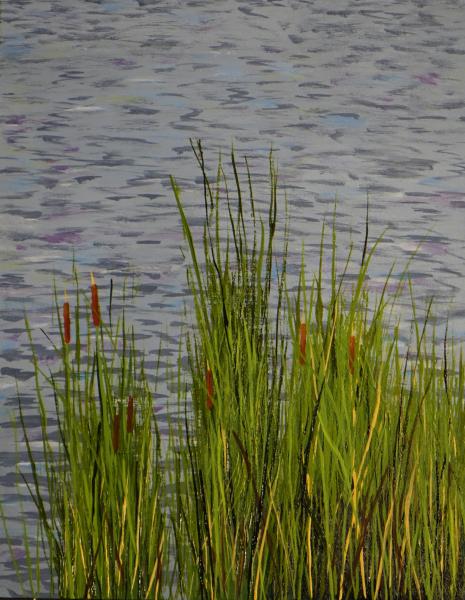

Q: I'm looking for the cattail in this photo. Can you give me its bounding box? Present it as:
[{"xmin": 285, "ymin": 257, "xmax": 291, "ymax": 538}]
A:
[
  {"xmin": 205, "ymin": 361, "xmax": 214, "ymax": 410},
  {"xmin": 90, "ymin": 272, "xmax": 100, "ymax": 327},
  {"xmin": 63, "ymin": 290, "xmax": 71, "ymax": 344},
  {"xmin": 126, "ymin": 395, "xmax": 134, "ymax": 433},
  {"xmin": 112, "ymin": 411, "xmax": 120, "ymax": 452},
  {"xmin": 299, "ymin": 317, "xmax": 307, "ymax": 365},
  {"xmin": 349, "ymin": 334, "xmax": 356, "ymax": 375}
]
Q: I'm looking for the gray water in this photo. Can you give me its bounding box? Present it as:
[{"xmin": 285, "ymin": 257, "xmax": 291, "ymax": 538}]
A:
[{"xmin": 1, "ymin": 0, "xmax": 465, "ymax": 595}]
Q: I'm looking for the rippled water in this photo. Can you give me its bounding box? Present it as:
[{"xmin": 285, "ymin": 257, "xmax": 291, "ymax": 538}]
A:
[{"xmin": 1, "ymin": 0, "xmax": 465, "ymax": 595}]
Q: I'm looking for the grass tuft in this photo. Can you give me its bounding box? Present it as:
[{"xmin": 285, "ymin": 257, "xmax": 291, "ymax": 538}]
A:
[
  {"xmin": 2, "ymin": 268, "xmax": 166, "ymax": 599},
  {"xmin": 2, "ymin": 141, "xmax": 465, "ymax": 599}
]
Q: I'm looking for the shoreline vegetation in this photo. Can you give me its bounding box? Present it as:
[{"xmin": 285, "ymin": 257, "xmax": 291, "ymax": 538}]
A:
[{"xmin": 2, "ymin": 141, "xmax": 465, "ymax": 599}]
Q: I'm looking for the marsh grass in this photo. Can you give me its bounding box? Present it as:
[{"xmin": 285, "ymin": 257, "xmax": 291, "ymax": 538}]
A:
[
  {"xmin": 169, "ymin": 141, "xmax": 465, "ymax": 599},
  {"xmin": 1, "ymin": 270, "xmax": 166, "ymax": 599},
  {"xmin": 2, "ymin": 141, "xmax": 465, "ymax": 599}
]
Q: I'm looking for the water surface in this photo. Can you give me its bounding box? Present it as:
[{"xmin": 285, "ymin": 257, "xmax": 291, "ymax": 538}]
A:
[{"xmin": 1, "ymin": 0, "xmax": 465, "ymax": 594}]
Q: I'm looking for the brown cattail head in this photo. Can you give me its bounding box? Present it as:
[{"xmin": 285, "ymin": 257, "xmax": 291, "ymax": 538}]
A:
[
  {"xmin": 299, "ymin": 317, "xmax": 307, "ymax": 366},
  {"xmin": 349, "ymin": 334, "xmax": 356, "ymax": 375},
  {"xmin": 126, "ymin": 395, "xmax": 134, "ymax": 433},
  {"xmin": 63, "ymin": 290, "xmax": 71, "ymax": 344},
  {"xmin": 112, "ymin": 411, "xmax": 120, "ymax": 452},
  {"xmin": 90, "ymin": 272, "xmax": 101, "ymax": 327},
  {"xmin": 205, "ymin": 361, "xmax": 214, "ymax": 410}
]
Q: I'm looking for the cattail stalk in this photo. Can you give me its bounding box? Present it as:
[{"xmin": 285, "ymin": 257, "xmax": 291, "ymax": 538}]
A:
[
  {"xmin": 90, "ymin": 272, "xmax": 101, "ymax": 327},
  {"xmin": 112, "ymin": 411, "xmax": 120, "ymax": 452},
  {"xmin": 127, "ymin": 395, "xmax": 134, "ymax": 433},
  {"xmin": 299, "ymin": 317, "xmax": 307, "ymax": 365},
  {"xmin": 206, "ymin": 361, "xmax": 214, "ymax": 410},
  {"xmin": 63, "ymin": 290, "xmax": 71, "ymax": 345},
  {"xmin": 349, "ymin": 334, "xmax": 356, "ymax": 375}
]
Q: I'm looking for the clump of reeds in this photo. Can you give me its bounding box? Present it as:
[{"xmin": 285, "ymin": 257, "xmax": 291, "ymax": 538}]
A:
[
  {"xmin": 170, "ymin": 140, "xmax": 288, "ymax": 600},
  {"xmin": 169, "ymin": 140, "xmax": 465, "ymax": 600},
  {"xmin": 1, "ymin": 270, "xmax": 166, "ymax": 599},
  {"xmin": 2, "ymin": 141, "xmax": 465, "ymax": 600}
]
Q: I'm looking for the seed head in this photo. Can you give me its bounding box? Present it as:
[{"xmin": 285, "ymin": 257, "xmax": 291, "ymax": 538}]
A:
[
  {"xmin": 127, "ymin": 395, "xmax": 134, "ymax": 433},
  {"xmin": 349, "ymin": 334, "xmax": 356, "ymax": 375},
  {"xmin": 63, "ymin": 290, "xmax": 71, "ymax": 344},
  {"xmin": 90, "ymin": 272, "xmax": 101, "ymax": 327}
]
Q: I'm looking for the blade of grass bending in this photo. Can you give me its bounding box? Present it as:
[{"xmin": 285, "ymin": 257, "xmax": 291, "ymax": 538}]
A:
[
  {"xmin": 171, "ymin": 175, "xmax": 212, "ymax": 339},
  {"xmin": 109, "ymin": 277, "xmax": 113, "ymax": 329},
  {"xmin": 443, "ymin": 322, "xmax": 450, "ymax": 402},
  {"xmin": 298, "ymin": 373, "xmax": 328, "ymax": 512},
  {"xmin": 244, "ymin": 155, "xmax": 255, "ymax": 220},
  {"xmin": 330, "ymin": 200, "xmax": 338, "ymax": 303},
  {"xmin": 315, "ymin": 221, "xmax": 325, "ymax": 332},
  {"xmin": 317, "ymin": 413, "xmax": 350, "ymax": 488},
  {"xmin": 199, "ymin": 163, "xmax": 232, "ymax": 342},
  {"xmin": 231, "ymin": 147, "xmax": 249, "ymax": 270},
  {"xmin": 190, "ymin": 138, "xmax": 214, "ymax": 213},
  {"xmin": 105, "ymin": 508, "xmax": 124, "ymax": 586},
  {"xmin": 50, "ymin": 382, "xmax": 71, "ymax": 466},
  {"xmin": 223, "ymin": 164, "xmax": 241, "ymax": 276},
  {"xmin": 145, "ymin": 530, "xmax": 165, "ymax": 600},
  {"xmin": 231, "ymin": 431, "xmax": 261, "ymax": 509},
  {"xmin": 361, "ymin": 193, "xmax": 369, "ymax": 269}
]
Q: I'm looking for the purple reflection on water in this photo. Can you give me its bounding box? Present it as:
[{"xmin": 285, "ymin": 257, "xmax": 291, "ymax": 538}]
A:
[
  {"xmin": 110, "ymin": 58, "xmax": 136, "ymax": 68},
  {"xmin": 415, "ymin": 72, "xmax": 440, "ymax": 85},
  {"xmin": 12, "ymin": 547, "xmax": 26, "ymax": 562},
  {"xmin": 420, "ymin": 241, "xmax": 449, "ymax": 256},
  {"xmin": 41, "ymin": 231, "xmax": 81, "ymax": 244},
  {"xmin": 4, "ymin": 115, "xmax": 26, "ymax": 125}
]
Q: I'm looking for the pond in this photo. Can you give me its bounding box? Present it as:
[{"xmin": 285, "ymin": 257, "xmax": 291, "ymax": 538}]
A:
[{"xmin": 1, "ymin": 0, "xmax": 465, "ymax": 595}]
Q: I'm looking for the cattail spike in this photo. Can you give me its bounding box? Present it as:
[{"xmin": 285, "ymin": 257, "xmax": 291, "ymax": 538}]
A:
[
  {"xmin": 112, "ymin": 411, "xmax": 120, "ymax": 452},
  {"xmin": 63, "ymin": 291, "xmax": 71, "ymax": 345},
  {"xmin": 127, "ymin": 395, "xmax": 134, "ymax": 433},
  {"xmin": 349, "ymin": 334, "xmax": 356, "ymax": 375},
  {"xmin": 91, "ymin": 273, "xmax": 101, "ymax": 327}
]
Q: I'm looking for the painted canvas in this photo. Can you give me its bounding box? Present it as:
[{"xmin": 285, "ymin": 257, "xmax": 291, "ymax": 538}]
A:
[{"xmin": 1, "ymin": 1, "xmax": 465, "ymax": 597}]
